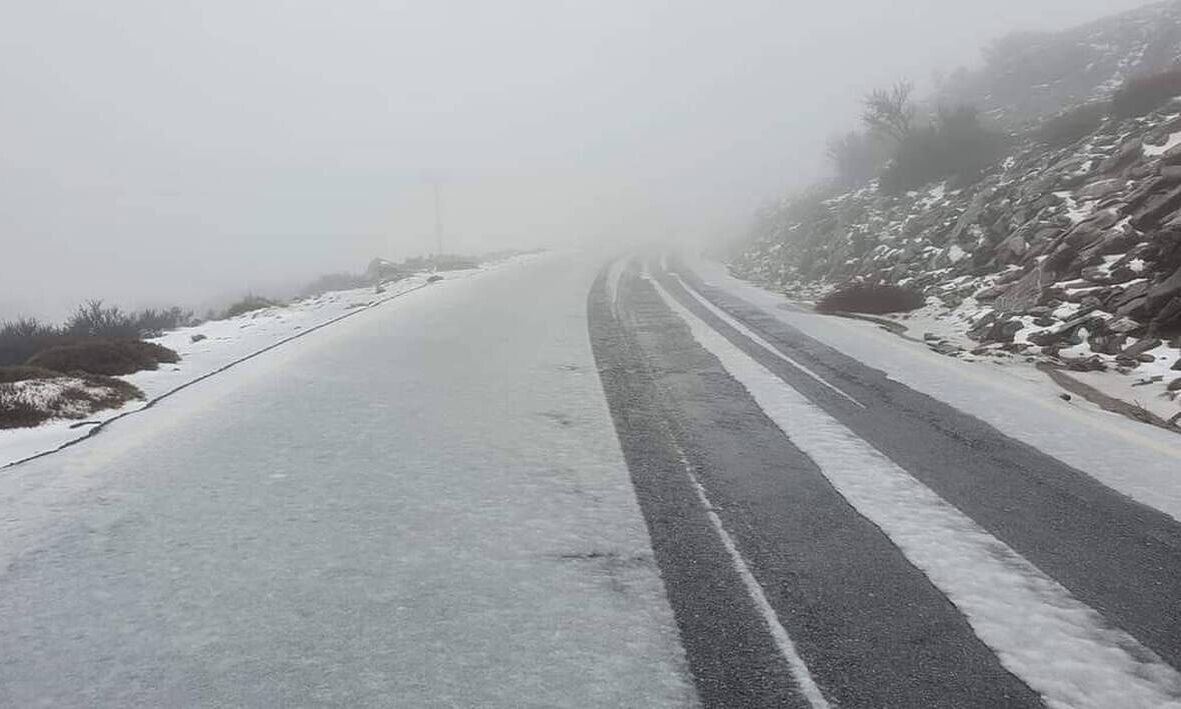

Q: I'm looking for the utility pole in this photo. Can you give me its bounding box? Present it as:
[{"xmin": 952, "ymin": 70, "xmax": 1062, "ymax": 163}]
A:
[{"xmin": 433, "ymin": 180, "xmax": 443, "ymax": 257}]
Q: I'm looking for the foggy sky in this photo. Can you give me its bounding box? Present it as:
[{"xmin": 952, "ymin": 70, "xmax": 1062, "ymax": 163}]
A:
[{"xmin": 0, "ymin": 0, "xmax": 1152, "ymax": 319}]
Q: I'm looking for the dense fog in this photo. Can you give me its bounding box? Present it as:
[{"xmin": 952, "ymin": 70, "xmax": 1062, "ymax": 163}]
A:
[{"xmin": 0, "ymin": 0, "xmax": 1149, "ymax": 319}]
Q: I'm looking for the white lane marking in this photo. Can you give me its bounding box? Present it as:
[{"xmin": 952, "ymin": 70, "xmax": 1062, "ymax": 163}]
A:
[
  {"xmin": 668, "ymin": 273, "xmax": 866, "ymax": 409},
  {"xmin": 632, "ymin": 263, "xmax": 830, "ymax": 706},
  {"xmin": 690, "ymin": 257, "xmax": 1181, "ymax": 464},
  {"xmin": 675, "ymin": 435, "xmax": 831, "ymax": 708},
  {"xmin": 650, "ymin": 275, "xmax": 1181, "ymax": 709}
]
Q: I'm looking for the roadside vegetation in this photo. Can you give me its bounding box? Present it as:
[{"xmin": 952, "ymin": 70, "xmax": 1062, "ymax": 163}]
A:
[
  {"xmin": 221, "ymin": 294, "xmax": 278, "ymax": 319},
  {"xmin": 0, "ymin": 373, "xmax": 143, "ymax": 429},
  {"xmin": 1111, "ymin": 67, "xmax": 1181, "ymax": 119},
  {"xmin": 2, "ymin": 251, "xmax": 499, "ymax": 431},
  {"xmin": 0, "ymin": 300, "xmax": 188, "ymax": 429},
  {"xmin": 27, "ymin": 339, "xmax": 178, "ymax": 376},
  {"xmin": 1035, "ymin": 102, "xmax": 1108, "ymax": 148},
  {"xmin": 825, "ymin": 65, "xmax": 1181, "ymax": 196},
  {"xmin": 1, "ymin": 301, "xmax": 189, "ymax": 369},
  {"xmin": 825, "ymin": 80, "xmax": 1007, "ymax": 195},
  {"xmin": 786, "ymin": 62, "xmax": 1181, "ymax": 318},
  {"xmin": 735, "ymin": 15, "xmax": 1181, "ymax": 421},
  {"xmin": 816, "ymin": 283, "xmax": 926, "ymax": 315}
]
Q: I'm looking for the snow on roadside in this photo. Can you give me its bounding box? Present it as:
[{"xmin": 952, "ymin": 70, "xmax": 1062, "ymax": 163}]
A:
[
  {"xmin": 0, "ymin": 377, "xmax": 134, "ymax": 421},
  {"xmin": 652, "ymin": 271, "xmax": 1181, "ymax": 709},
  {"xmin": 870, "ymin": 295, "xmax": 1181, "ymax": 425},
  {"xmin": 125, "ymin": 274, "xmax": 433, "ymax": 401},
  {"xmin": 689, "ymin": 256, "xmax": 1181, "ymax": 522},
  {"xmin": 0, "ymin": 263, "xmax": 516, "ymax": 468}
]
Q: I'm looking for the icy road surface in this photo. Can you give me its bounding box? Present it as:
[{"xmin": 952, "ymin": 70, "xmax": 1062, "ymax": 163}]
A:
[
  {"xmin": 0, "ymin": 253, "xmax": 694, "ymax": 707},
  {"xmin": 1, "ymin": 272, "xmax": 439, "ymax": 468},
  {"xmin": 6, "ymin": 250, "xmax": 1181, "ymax": 708},
  {"xmin": 590, "ymin": 256, "xmax": 1181, "ymax": 707}
]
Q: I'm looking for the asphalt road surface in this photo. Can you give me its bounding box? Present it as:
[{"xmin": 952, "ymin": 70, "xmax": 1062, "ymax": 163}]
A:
[
  {"xmin": 2, "ymin": 251, "xmax": 1181, "ymax": 708},
  {"xmin": 591, "ymin": 256, "xmax": 1181, "ymax": 708}
]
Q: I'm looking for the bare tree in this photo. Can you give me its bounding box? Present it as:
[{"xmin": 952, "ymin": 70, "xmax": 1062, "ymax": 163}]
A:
[{"xmin": 862, "ymin": 81, "xmax": 915, "ymax": 143}]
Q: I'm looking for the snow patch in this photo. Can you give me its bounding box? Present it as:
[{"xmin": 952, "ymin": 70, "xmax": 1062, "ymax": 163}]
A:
[{"xmin": 1144, "ymin": 130, "xmax": 1181, "ymax": 156}]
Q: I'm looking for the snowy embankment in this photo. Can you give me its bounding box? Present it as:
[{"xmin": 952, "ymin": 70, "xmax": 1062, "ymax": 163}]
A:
[
  {"xmin": 734, "ymin": 106, "xmax": 1181, "ymax": 430},
  {"xmin": 0, "ymin": 264, "xmax": 508, "ymax": 468},
  {"xmin": 691, "ymin": 257, "xmax": 1181, "ymax": 523},
  {"xmin": 857, "ymin": 292, "xmax": 1181, "ymax": 425}
]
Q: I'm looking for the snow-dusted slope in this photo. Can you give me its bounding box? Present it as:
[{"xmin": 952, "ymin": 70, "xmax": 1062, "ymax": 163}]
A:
[
  {"xmin": 939, "ymin": 1, "xmax": 1181, "ymax": 127},
  {"xmin": 735, "ymin": 106, "xmax": 1181, "ymax": 426}
]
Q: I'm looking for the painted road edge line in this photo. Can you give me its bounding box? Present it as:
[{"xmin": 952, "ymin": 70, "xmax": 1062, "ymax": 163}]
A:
[
  {"xmin": 668, "ymin": 271, "xmax": 866, "ymax": 409},
  {"xmin": 674, "ymin": 439, "xmax": 831, "ymax": 709},
  {"xmin": 649, "ymin": 272, "xmax": 1181, "ymax": 709}
]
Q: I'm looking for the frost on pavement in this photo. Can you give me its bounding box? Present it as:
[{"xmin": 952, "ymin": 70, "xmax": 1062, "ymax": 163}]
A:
[
  {"xmin": 652, "ymin": 273, "xmax": 1181, "ymax": 709},
  {"xmin": 2, "ymin": 272, "xmax": 438, "ymax": 467},
  {"xmin": 0, "ymin": 254, "xmax": 695, "ymax": 707},
  {"xmin": 691, "ymin": 257, "xmax": 1181, "ymax": 523}
]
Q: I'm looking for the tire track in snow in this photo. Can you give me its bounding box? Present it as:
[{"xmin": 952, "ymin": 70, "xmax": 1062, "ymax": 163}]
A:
[
  {"xmin": 590, "ymin": 263, "xmax": 818, "ymax": 708},
  {"xmin": 666, "ymin": 259, "xmax": 1181, "ymax": 674},
  {"xmin": 596, "ymin": 261, "xmax": 1040, "ymax": 707},
  {"xmin": 677, "ymin": 427, "xmax": 830, "ymax": 709},
  {"xmin": 668, "ymin": 272, "xmax": 865, "ymax": 409},
  {"xmin": 649, "ymin": 271, "xmax": 1181, "ymax": 709}
]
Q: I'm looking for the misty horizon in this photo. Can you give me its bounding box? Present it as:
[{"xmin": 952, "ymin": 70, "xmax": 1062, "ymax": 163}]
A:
[
  {"xmin": 4, "ymin": 3, "xmax": 1181, "ymax": 704},
  {"xmin": 0, "ymin": 0, "xmax": 1152, "ymax": 320}
]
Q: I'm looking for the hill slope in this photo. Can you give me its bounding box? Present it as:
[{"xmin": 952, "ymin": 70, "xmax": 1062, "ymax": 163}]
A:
[
  {"xmin": 732, "ymin": 2, "xmax": 1181, "ymax": 425},
  {"xmin": 939, "ymin": 1, "xmax": 1181, "ymax": 126}
]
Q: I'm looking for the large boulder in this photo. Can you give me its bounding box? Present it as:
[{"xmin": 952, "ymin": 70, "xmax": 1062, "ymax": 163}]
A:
[
  {"xmin": 995, "ymin": 267, "xmax": 1044, "ymax": 313},
  {"xmin": 1075, "ymin": 178, "xmax": 1126, "ymax": 201},
  {"xmin": 1149, "ymin": 264, "xmax": 1181, "ymax": 302},
  {"xmin": 1122, "ymin": 336, "xmax": 1163, "ymax": 359},
  {"xmin": 1129, "ymin": 185, "xmax": 1181, "ymax": 230},
  {"xmin": 1152, "ymin": 295, "xmax": 1181, "ymax": 330},
  {"xmin": 1162, "ymin": 143, "xmax": 1181, "ymax": 166}
]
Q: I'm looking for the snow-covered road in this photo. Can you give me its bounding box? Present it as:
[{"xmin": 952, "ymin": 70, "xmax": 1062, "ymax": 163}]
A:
[
  {"xmin": 4, "ymin": 249, "xmax": 1181, "ymax": 708},
  {"xmin": 0, "ymin": 253, "xmax": 693, "ymax": 707}
]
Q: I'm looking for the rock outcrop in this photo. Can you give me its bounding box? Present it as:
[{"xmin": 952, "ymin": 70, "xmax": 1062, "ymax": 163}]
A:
[
  {"xmin": 731, "ymin": 4, "xmax": 1181, "ymax": 418},
  {"xmin": 735, "ymin": 104, "xmax": 1181, "ymax": 364}
]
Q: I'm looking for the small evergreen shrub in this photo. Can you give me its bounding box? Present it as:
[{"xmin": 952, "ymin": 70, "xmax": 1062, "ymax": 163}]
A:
[
  {"xmin": 1111, "ymin": 68, "xmax": 1181, "ymax": 118},
  {"xmin": 27, "ymin": 339, "xmax": 179, "ymax": 376},
  {"xmin": 816, "ymin": 283, "xmax": 925, "ymax": 314},
  {"xmin": 1036, "ymin": 103, "xmax": 1106, "ymax": 147}
]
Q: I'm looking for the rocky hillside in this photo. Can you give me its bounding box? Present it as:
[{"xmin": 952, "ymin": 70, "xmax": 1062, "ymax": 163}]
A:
[
  {"xmin": 732, "ymin": 4, "xmax": 1181, "ymax": 424},
  {"xmin": 939, "ymin": 1, "xmax": 1181, "ymax": 127}
]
